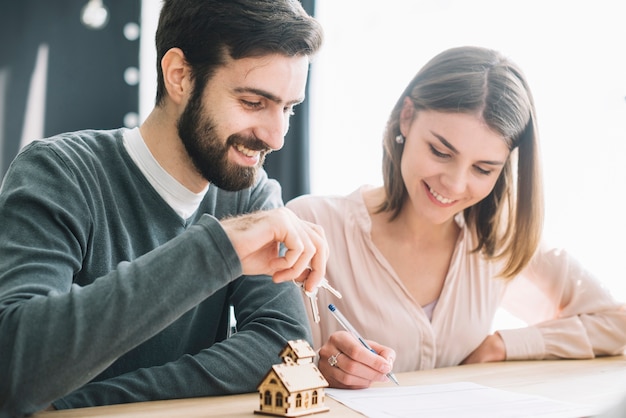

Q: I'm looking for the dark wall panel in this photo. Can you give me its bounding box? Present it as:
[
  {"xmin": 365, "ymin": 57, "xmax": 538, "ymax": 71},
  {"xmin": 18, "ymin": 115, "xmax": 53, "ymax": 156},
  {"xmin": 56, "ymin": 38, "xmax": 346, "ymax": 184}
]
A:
[{"xmin": 0, "ymin": 0, "xmax": 141, "ymax": 177}]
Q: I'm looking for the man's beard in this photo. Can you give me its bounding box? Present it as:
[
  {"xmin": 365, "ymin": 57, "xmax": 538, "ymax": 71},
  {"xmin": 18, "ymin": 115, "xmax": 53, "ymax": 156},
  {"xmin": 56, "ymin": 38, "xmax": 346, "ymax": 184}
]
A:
[{"xmin": 177, "ymin": 92, "xmax": 271, "ymax": 192}]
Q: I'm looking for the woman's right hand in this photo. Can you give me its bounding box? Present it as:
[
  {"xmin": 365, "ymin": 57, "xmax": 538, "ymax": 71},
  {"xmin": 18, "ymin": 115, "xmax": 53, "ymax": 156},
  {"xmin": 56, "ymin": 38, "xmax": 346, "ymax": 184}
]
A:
[{"xmin": 317, "ymin": 330, "xmax": 396, "ymax": 389}]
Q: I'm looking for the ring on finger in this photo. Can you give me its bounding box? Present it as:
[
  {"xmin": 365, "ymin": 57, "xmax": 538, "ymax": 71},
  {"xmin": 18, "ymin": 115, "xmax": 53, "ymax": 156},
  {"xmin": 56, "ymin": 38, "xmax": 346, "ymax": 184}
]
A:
[{"xmin": 328, "ymin": 352, "xmax": 342, "ymax": 367}]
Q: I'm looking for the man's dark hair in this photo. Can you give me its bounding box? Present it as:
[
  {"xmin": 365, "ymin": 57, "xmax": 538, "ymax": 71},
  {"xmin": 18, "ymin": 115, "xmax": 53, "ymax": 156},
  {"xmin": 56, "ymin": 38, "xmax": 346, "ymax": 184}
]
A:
[{"xmin": 154, "ymin": 0, "xmax": 324, "ymax": 105}]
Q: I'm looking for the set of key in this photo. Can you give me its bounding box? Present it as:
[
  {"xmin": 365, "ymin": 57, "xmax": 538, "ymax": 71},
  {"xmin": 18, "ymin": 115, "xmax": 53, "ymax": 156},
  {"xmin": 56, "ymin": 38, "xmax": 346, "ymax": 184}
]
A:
[{"xmin": 299, "ymin": 277, "xmax": 342, "ymax": 323}]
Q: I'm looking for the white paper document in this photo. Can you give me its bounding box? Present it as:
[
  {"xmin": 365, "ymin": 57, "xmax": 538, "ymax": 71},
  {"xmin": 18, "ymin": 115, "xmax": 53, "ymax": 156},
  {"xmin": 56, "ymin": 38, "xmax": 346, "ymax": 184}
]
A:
[{"xmin": 326, "ymin": 382, "xmax": 596, "ymax": 418}]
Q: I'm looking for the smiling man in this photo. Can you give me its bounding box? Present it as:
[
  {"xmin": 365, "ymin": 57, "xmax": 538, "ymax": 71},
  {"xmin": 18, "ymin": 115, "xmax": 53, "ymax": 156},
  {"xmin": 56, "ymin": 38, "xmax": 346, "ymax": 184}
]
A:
[{"xmin": 0, "ymin": 1, "xmax": 325, "ymax": 417}]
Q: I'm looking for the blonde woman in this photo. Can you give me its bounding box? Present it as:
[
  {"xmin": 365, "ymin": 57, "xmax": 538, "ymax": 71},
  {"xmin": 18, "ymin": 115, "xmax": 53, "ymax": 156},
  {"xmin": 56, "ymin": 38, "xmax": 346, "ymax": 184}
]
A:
[{"xmin": 288, "ymin": 46, "xmax": 626, "ymax": 388}]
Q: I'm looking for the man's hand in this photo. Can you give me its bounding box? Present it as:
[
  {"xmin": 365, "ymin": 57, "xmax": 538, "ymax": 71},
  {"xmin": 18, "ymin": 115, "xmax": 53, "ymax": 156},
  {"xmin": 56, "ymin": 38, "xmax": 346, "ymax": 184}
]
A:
[
  {"xmin": 318, "ymin": 330, "xmax": 396, "ymax": 389},
  {"xmin": 461, "ymin": 333, "xmax": 506, "ymax": 365},
  {"xmin": 220, "ymin": 208, "xmax": 329, "ymax": 292}
]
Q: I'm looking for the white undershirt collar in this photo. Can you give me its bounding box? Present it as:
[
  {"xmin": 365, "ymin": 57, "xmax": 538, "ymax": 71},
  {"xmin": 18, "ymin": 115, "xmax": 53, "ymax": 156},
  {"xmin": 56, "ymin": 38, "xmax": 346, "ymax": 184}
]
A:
[{"xmin": 123, "ymin": 127, "xmax": 208, "ymax": 219}]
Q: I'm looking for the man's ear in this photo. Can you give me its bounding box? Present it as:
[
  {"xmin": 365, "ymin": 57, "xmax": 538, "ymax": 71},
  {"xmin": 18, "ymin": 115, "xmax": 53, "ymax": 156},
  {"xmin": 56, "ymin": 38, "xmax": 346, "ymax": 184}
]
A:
[
  {"xmin": 399, "ymin": 96, "xmax": 415, "ymax": 137},
  {"xmin": 161, "ymin": 48, "xmax": 191, "ymax": 105}
]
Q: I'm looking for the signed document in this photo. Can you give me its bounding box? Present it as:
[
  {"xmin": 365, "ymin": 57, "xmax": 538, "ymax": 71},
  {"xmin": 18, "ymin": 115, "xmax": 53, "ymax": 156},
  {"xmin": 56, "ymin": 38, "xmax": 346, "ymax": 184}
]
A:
[{"xmin": 326, "ymin": 382, "xmax": 596, "ymax": 418}]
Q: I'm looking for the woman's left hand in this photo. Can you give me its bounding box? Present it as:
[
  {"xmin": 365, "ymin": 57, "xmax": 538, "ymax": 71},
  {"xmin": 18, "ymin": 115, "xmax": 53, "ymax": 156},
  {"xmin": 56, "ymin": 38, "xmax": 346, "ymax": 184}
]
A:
[{"xmin": 461, "ymin": 332, "xmax": 506, "ymax": 364}]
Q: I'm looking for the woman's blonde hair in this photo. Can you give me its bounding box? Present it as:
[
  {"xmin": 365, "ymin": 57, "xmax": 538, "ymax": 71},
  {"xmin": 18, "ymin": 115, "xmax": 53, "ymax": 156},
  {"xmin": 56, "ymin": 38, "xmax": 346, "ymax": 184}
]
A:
[{"xmin": 378, "ymin": 46, "xmax": 543, "ymax": 279}]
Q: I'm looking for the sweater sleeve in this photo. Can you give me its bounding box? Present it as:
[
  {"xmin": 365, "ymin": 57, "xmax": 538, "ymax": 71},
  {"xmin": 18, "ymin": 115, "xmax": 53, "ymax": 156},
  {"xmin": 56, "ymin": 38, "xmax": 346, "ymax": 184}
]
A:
[
  {"xmin": 53, "ymin": 276, "xmax": 311, "ymax": 407},
  {"xmin": 0, "ymin": 208, "xmax": 242, "ymax": 416},
  {"xmin": 498, "ymin": 244, "xmax": 626, "ymax": 360}
]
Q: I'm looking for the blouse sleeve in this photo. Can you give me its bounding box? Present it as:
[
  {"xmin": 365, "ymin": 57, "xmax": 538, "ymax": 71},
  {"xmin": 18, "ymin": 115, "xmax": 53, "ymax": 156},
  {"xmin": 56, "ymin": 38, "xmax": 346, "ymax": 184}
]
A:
[{"xmin": 498, "ymin": 243, "xmax": 626, "ymax": 360}]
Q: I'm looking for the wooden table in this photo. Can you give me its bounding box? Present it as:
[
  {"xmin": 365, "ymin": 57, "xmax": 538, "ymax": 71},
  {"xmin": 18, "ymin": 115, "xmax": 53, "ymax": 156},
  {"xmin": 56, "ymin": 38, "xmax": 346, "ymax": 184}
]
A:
[{"xmin": 34, "ymin": 355, "xmax": 626, "ymax": 417}]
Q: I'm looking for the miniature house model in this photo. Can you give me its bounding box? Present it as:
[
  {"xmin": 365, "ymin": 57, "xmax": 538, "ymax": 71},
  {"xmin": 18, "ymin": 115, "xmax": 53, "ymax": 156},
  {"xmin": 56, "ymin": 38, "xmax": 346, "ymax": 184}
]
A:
[{"xmin": 255, "ymin": 339, "xmax": 329, "ymax": 417}]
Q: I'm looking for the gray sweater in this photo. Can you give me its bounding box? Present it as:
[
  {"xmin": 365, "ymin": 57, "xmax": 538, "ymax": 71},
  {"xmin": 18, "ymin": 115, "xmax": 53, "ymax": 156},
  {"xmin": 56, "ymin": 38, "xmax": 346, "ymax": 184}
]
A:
[{"xmin": 0, "ymin": 129, "xmax": 311, "ymax": 417}]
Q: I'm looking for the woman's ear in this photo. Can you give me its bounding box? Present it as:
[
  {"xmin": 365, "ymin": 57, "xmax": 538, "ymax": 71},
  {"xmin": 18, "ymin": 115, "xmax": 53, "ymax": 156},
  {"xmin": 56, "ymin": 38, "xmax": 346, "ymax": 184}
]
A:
[
  {"xmin": 399, "ymin": 96, "xmax": 415, "ymax": 136},
  {"xmin": 160, "ymin": 48, "xmax": 191, "ymax": 105}
]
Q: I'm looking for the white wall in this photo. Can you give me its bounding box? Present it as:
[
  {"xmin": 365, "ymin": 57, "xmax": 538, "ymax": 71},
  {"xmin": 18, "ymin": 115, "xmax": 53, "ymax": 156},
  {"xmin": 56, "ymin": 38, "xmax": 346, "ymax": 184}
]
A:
[{"xmin": 139, "ymin": 0, "xmax": 161, "ymax": 123}]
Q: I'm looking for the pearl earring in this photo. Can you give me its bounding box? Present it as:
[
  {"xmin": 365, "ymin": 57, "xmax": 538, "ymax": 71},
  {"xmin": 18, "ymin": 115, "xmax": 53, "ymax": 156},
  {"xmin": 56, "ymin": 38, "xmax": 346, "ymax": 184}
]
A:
[{"xmin": 395, "ymin": 134, "xmax": 405, "ymax": 144}]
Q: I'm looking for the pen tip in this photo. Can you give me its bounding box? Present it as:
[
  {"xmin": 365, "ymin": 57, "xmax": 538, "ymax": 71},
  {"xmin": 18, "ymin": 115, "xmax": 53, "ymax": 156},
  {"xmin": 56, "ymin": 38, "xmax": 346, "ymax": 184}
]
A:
[{"xmin": 328, "ymin": 304, "xmax": 336, "ymax": 311}]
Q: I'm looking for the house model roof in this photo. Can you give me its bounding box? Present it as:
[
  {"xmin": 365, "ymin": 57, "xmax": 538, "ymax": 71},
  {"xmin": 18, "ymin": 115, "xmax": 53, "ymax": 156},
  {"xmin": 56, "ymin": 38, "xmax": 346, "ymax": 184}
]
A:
[
  {"xmin": 280, "ymin": 339, "xmax": 317, "ymax": 363},
  {"xmin": 270, "ymin": 362, "xmax": 328, "ymax": 393}
]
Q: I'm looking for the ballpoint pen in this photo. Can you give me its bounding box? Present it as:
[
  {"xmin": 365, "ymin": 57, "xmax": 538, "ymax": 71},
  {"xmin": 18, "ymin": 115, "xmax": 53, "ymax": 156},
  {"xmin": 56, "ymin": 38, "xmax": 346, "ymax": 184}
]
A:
[{"xmin": 328, "ymin": 304, "xmax": 399, "ymax": 385}]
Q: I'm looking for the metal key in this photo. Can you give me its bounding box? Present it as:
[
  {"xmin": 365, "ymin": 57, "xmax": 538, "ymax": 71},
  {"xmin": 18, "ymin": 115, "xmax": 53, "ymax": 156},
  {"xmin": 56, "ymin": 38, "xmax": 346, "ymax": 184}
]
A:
[
  {"xmin": 301, "ymin": 278, "xmax": 342, "ymax": 323},
  {"xmin": 305, "ymin": 289, "xmax": 321, "ymax": 323},
  {"xmin": 318, "ymin": 277, "xmax": 342, "ymax": 299}
]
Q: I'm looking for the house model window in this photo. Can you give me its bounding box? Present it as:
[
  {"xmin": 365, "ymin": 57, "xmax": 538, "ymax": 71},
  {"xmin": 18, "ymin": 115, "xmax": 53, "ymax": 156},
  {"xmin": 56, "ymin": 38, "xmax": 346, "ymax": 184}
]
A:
[{"xmin": 255, "ymin": 339, "xmax": 330, "ymax": 417}]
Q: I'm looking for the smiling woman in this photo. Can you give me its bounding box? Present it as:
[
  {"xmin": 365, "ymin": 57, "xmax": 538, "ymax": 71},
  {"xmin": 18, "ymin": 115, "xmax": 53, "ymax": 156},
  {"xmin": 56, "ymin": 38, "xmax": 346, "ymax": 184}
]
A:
[
  {"xmin": 287, "ymin": 45, "xmax": 626, "ymax": 392},
  {"xmin": 308, "ymin": 0, "xmax": 626, "ymax": 304}
]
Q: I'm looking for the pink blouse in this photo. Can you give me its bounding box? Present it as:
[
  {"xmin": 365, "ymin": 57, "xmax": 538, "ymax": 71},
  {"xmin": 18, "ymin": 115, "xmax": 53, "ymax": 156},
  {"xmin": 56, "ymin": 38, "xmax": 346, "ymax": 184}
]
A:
[{"xmin": 286, "ymin": 186, "xmax": 626, "ymax": 372}]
